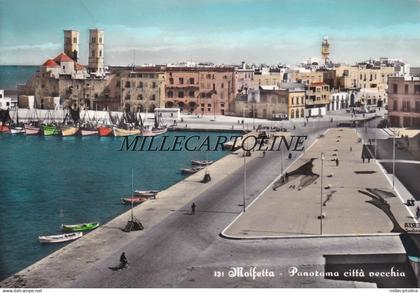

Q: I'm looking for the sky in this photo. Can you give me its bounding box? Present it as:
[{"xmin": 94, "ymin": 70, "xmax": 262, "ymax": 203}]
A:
[{"xmin": 0, "ymin": 0, "xmax": 419, "ymax": 66}]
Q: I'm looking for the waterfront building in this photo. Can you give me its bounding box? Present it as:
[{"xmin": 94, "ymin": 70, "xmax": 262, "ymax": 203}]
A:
[
  {"xmin": 305, "ymin": 82, "xmax": 330, "ymax": 117},
  {"xmin": 388, "ymin": 76, "xmax": 420, "ymax": 128},
  {"xmin": 164, "ymin": 67, "xmax": 235, "ymax": 115},
  {"xmin": 328, "ymin": 91, "xmax": 349, "ymax": 111},
  {"xmin": 234, "ymin": 62, "xmax": 254, "ymax": 95},
  {"xmin": 290, "ymin": 70, "xmax": 324, "ymax": 86},
  {"xmin": 64, "ymin": 30, "xmax": 80, "ymax": 62},
  {"xmin": 88, "ymin": 29, "xmax": 105, "ymax": 77},
  {"xmin": 0, "ymin": 89, "xmax": 17, "ymax": 109},
  {"xmin": 117, "ymin": 67, "xmax": 165, "ymax": 112},
  {"xmin": 250, "ymin": 67, "xmax": 283, "ymax": 89}
]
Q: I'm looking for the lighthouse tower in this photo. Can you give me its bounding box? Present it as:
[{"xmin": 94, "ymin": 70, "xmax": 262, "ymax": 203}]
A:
[{"xmin": 321, "ymin": 35, "xmax": 330, "ymax": 65}]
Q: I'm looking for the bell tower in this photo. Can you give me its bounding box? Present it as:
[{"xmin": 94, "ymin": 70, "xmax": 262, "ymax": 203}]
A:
[
  {"xmin": 88, "ymin": 28, "xmax": 105, "ymax": 76},
  {"xmin": 64, "ymin": 30, "xmax": 79, "ymax": 62},
  {"xmin": 321, "ymin": 35, "xmax": 330, "ymax": 65}
]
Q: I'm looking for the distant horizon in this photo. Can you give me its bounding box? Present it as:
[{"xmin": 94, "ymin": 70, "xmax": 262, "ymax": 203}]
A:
[{"xmin": 1, "ymin": 0, "xmax": 420, "ymax": 66}]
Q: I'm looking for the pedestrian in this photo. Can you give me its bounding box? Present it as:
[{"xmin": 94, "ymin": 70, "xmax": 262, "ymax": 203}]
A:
[
  {"xmin": 335, "ymin": 158, "xmax": 339, "ymax": 167},
  {"xmin": 262, "ymin": 150, "xmax": 266, "ymax": 158},
  {"xmin": 368, "ymin": 157, "xmax": 370, "ymax": 163},
  {"xmin": 191, "ymin": 202, "xmax": 196, "ymax": 215},
  {"xmin": 416, "ymin": 206, "xmax": 420, "ymax": 220},
  {"xmin": 350, "ymin": 146, "xmax": 352, "ymax": 152},
  {"xmin": 362, "ymin": 155, "xmax": 365, "ymax": 163},
  {"xmin": 288, "ymin": 153, "xmax": 292, "ymax": 160},
  {"xmin": 120, "ymin": 252, "xmax": 128, "ymax": 268}
]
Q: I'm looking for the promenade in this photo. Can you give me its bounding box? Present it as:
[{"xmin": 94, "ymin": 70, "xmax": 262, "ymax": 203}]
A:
[{"xmin": 223, "ymin": 128, "xmax": 412, "ymax": 238}]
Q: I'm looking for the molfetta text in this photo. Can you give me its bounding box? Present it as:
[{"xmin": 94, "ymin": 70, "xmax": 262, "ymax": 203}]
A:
[{"xmin": 213, "ymin": 267, "xmax": 276, "ymax": 279}]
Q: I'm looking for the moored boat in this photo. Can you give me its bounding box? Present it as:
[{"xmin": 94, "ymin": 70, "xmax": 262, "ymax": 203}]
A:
[
  {"xmin": 80, "ymin": 129, "xmax": 97, "ymax": 136},
  {"xmin": 61, "ymin": 126, "xmax": 79, "ymax": 136},
  {"xmin": 24, "ymin": 124, "xmax": 40, "ymax": 135},
  {"xmin": 134, "ymin": 190, "xmax": 159, "ymax": 198},
  {"xmin": 38, "ymin": 232, "xmax": 83, "ymax": 243},
  {"xmin": 181, "ymin": 166, "xmax": 205, "ymax": 174},
  {"xmin": 10, "ymin": 126, "xmax": 24, "ymax": 134},
  {"xmin": 191, "ymin": 160, "xmax": 214, "ymax": 166},
  {"xmin": 0, "ymin": 125, "xmax": 10, "ymax": 133},
  {"xmin": 121, "ymin": 197, "xmax": 147, "ymax": 205},
  {"xmin": 141, "ymin": 125, "xmax": 168, "ymax": 137},
  {"xmin": 42, "ymin": 124, "xmax": 59, "ymax": 136},
  {"xmin": 113, "ymin": 127, "xmax": 141, "ymax": 137},
  {"xmin": 61, "ymin": 222, "xmax": 100, "ymax": 232},
  {"xmin": 98, "ymin": 126, "xmax": 113, "ymax": 137}
]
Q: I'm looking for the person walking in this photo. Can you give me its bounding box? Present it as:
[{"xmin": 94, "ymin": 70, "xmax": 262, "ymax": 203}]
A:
[
  {"xmin": 120, "ymin": 252, "xmax": 128, "ymax": 268},
  {"xmin": 262, "ymin": 150, "xmax": 266, "ymax": 158},
  {"xmin": 191, "ymin": 202, "xmax": 196, "ymax": 215},
  {"xmin": 416, "ymin": 206, "xmax": 420, "ymax": 220},
  {"xmin": 335, "ymin": 158, "xmax": 339, "ymax": 167},
  {"xmin": 362, "ymin": 155, "xmax": 365, "ymax": 163}
]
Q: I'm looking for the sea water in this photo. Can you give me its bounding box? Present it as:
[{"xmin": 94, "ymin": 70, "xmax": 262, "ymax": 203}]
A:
[{"xmin": 0, "ymin": 131, "xmax": 231, "ymax": 280}]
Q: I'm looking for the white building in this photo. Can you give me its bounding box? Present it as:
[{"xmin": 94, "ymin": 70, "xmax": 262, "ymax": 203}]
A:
[
  {"xmin": 328, "ymin": 92, "xmax": 349, "ymax": 111},
  {"xmin": 0, "ymin": 90, "xmax": 17, "ymax": 109}
]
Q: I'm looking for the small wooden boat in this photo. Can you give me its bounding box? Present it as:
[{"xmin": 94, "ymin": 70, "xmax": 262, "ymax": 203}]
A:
[
  {"xmin": 113, "ymin": 127, "xmax": 141, "ymax": 137},
  {"xmin": 134, "ymin": 190, "xmax": 159, "ymax": 198},
  {"xmin": 181, "ymin": 166, "xmax": 204, "ymax": 174},
  {"xmin": 24, "ymin": 124, "xmax": 40, "ymax": 135},
  {"xmin": 42, "ymin": 124, "xmax": 59, "ymax": 136},
  {"xmin": 38, "ymin": 232, "xmax": 83, "ymax": 243},
  {"xmin": 61, "ymin": 126, "xmax": 79, "ymax": 136},
  {"xmin": 61, "ymin": 222, "xmax": 100, "ymax": 232},
  {"xmin": 98, "ymin": 126, "xmax": 113, "ymax": 137},
  {"xmin": 10, "ymin": 126, "xmax": 25, "ymax": 134},
  {"xmin": 80, "ymin": 129, "xmax": 97, "ymax": 136},
  {"xmin": 121, "ymin": 197, "xmax": 147, "ymax": 205},
  {"xmin": 142, "ymin": 127, "xmax": 168, "ymax": 137},
  {"xmin": 191, "ymin": 160, "xmax": 214, "ymax": 166},
  {"xmin": 0, "ymin": 125, "xmax": 10, "ymax": 133}
]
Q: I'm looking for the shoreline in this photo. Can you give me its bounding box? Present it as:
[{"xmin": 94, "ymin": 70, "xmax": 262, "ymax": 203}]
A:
[{"xmin": 0, "ymin": 137, "xmax": 259, "ymax": 287}]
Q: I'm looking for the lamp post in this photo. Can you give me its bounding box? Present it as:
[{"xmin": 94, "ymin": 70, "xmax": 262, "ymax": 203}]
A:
[
  {"xmin": 243, "ymin": 141, "xmax": 247, "ymax": 213},
  {"xmin": 392, "ymin": 131, "xmax": 396, "ymax": 190},
  {"xmin": 320, "ymin": 152, "xmax": 325, "ymax": 235}
]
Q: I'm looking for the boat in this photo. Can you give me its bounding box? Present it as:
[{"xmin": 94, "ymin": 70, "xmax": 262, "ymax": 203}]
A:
[
  {"xmin": 79, "ymin": 128, "xmax": 97, "ymax": 136},
  {"xmin": 191, "ymin": 160, "xmax": 214, "ymax": 166},
  {"xmin": 181, "ymin": 166, "xmax": 205, "ymax": 174},
  {"xmin": 61, "ymin": 222, "xmax": 100, "ymax": 232},
  {"xmin": 0, "ymin": 125, "xmax": 10, "ymax": 133},
  {"xmin": 61, "ymin": 126, "xmax": 79, "ymax": 136},
  {"xmin": 113, "ymin": 127, "xmax": 141, "ymax": 137},
  {"xmin": 42, "ymin": 124, "xmax": 59, "ymax": 136},
  {"xmin": 121, "ymin": 197, "xmax": 147, "ymax": 205},
  {"xmin": 98, "ymin": 126, "xmax": 113, "ymax": 137},
  {"xmin": 24, "ymin": 124, "xmax": 40, "ymax": 135},
  {"xmin": 38, "ymin": 232, "xmax": 83, "ymax": 243},
  {"xmin": 134, "ymin": 190, "xmax": 159, "ymax": 198},
  {"xmin": 10, "ymin": 126, "xmax": 24, "ymax": 134}
]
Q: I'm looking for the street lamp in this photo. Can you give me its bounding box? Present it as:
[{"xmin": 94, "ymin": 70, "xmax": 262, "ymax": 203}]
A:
[
  {"xmin": 243, "ymin": 142, "xmax": 247, "ymax": 213},
  {"xmin": 392, "ymin": 131, "xmax": 396, "ymax": 190},
  {"xmin": 320, "ymin": 152, "xmax": 325, "ymax": 235}
]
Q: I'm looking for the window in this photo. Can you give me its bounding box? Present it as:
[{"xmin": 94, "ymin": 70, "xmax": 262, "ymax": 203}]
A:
[
  {"xmin": 73, "ymin": 37, "xmax": 77, "ymax": 43},
  {"xmin": 416, "ymin": 101, "xmax": 420, "ymax": 113},
  {"xmin": 405, "ymin": 84, "xmax": 409, "ymax": 94},
  {"xmin": 169, "ymin": 78, "xmax": 174, "ymax": 85},
  {"xmin": 99, "ymin": 37, "xmax": 102, "ymax": 43},
  {"xmin": 207, "ymin": 74, "xmax": 211, "ymax": 79},
  {"xmin": 208, "ymin": 104, "xmax": 211, "ymax": 107},
  {"xmin": 189, "ymin": 91, "xmax": 194, "ymax": 98},
  {"xmin": 212, "ymin": 84, "xmax": 216, "ymax": 91},
  {"xmin": 393, "ymin": 84, "xmax": 398, "ymax": 93},
  {"xmin": 139, "ymin": 82, "xmax": 143, "ymax": 88},
  {"xmin": 178, "ymin": 91, "xmax": 184, "ymax": 98},
  {"xmin": 138, "ymin": 94, "xmax": 143, "ymax": 100},
  {"xmin": 91, "ymin": 37, "xmax": 95, "ymax": 43},
  {"xmin": 151, "ymin": 95, "xmax": 156, "ymax": 100},
  {"xmin": 393, "ymin": 100, "xmax": 398, "ymax": 111},
  {"xmin": 189, "ymin": 78, "xmax": 195, "ymax": 84},
  {"xmin": 415, "ymin": 85, "xmax": 420, "ymax": 94},
  {"xmin": 125, "ymin": 81, "xmax": 130, "ymax": 88},
  {"xmin": 91, "ymin": 50, "xmax": 95, "ymax": 57},
  {"xmin": 291, "ymin": 97, "xmax": 294, "ymax": 105},
  {"xmin": 152, "ymin": 82, "xmax": 156, "ymax": 89},
  {"xmin": 221, "ymin": 83, "xmax": 224, "ymax": 89},
  {"xmin": 167, "ymin": 91, "xmax": 173, "ymax": 98},
  {"xmin": 99, "ymin": 50, "xmax": 102, "ymax": 57},
  {"xmin": 179, "ymin": 78, "xmax": 184, "ymax": 84}
]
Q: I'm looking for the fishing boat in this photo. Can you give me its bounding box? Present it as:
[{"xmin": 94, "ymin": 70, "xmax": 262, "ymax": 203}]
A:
[
  {"xmin": 10, "ymin": 126, "xmax": 24, "ymax": 134},
  {"xmin": 38, "ymin": 232, "xmax": 83, "ymax": 243},
  {"xmin": 42, "ymin": 124, "xmax": 59, "ymax": 136},
  {"xmin": 61, "ymin": 222, "xmax": 100, "ymax": 232},
  {"xmin": 113, "ymin": 127, "xmax": 141, "ymax": 137},
  {"xmin": 98, "ymin": 126, "xmax": 113, "ymax": 137},
  {"xmin": 121, "ymin": 197, "xmax": 147, "ymax": 205},
  {"xmin": 0, "ymin": 124, "xmax": 10, "ymax": 133},
  {"xmin": 134, "ymin": 190, "xmax": 159, "ymax": 198},
  {"xmin": 181, "ymin": 166, "xmax": 205, "ymax": 174},
  {"xmin": 191, "ymin": 160, "xmax": 214, "ymax": 166},
  {"xmin": 142, "ymin": 126, "xmax": 168, "ymax": 137},
  {"xmin": 24, "ymin": 124, "xmax": 40, "ymax": 135},
  {"xmin": 61, "ymin": 126, "xmax": 79, "ymax": 136}
]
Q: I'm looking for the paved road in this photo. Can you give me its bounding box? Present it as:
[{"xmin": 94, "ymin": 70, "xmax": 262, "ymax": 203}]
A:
[{"xmin": 356, "ymin": 125, "xmax": 420, "ymax": 199}]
